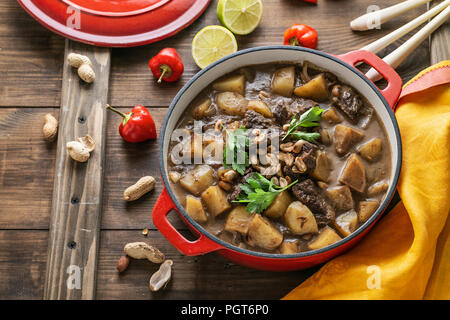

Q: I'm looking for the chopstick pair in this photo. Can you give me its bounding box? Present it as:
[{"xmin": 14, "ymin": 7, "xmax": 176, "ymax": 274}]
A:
[{"xmin": 350, "ymin": 0, "xmax": 450, "ymax": 82}]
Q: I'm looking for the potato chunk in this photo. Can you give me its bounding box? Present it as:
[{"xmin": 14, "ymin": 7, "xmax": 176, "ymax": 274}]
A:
[
  {"xmin": 264, "ymin": 191, "xmax": 292, "ymax": 219},
  {"xmin": 358, "ymin": 138, "xmax": 382, "ymax": 162},
  {"xmin": 247, "ymin": 214, "xmax": 283, "ymax": 250},
  {"xmin": 339, "ymin": 154, "xmax": 367, "ymax": 193},
  {"xmin": 367, "ymin": 180, "xmax": 389, "ymax": 196},
  {"xmin": 334, "ymin": 210, "xmax": 358, "ymax": 237},
  {"xmin": 271, "ymin": 66, "xmax": 295, "ymax": 97},
  {"xmin": 358, "ymin": 200, "xmax": 379, "ymax": 223},
  {"xmin": 201, "ymin": 185, "xmax": 231, "ymax": 216},
  {"xmin": 180, "ymin": 165, "xmax": 215, "ymax": 196},
  {"xmin": 334, "ymin": 124, "xmax": 364, "ymax": 155},
  {"xmin": 224, "ymin": 206, "xmax": 254, "ymax": 235},
  {"xmin": 294, "ymin": 74, "xmax": 329, "ymax": 101},
  {"xmin": 216, "ymin": 92, "xmax": 248, "ymax": 116},
  {"xmin": 308, "ymin": 226, "xmax": 342, "ymax": 250},
  {"xmin": 284, "ymin": 201, "xmax": 318, "ymax": 235},
  {"xmin": 213, "ymin": 74, "xmax": 245, "ymax": 95},
  {"xmin": 192, "ymin": 98, "xmax": 215, "ymax": 120},
  {"xmin": 326, "ymin": 186, "xmax": 354, "ymax": 212},
  {"xmin": 248, "ymin": 100, "xmax": 272, "ymax": 118},
  {"xmin": 185, "ymin": 196, "xmax": 207, "ymax": 223},
  {"xmin": 311, "ymin": 151, "xmax": 330, "ymax": 182},
  {"xmin": 322, "ymin": 107, "xmax": 342, "ymax": 124},
  {"xmin": 280, "ymin": 240, "xmax": 299, "ymax": 254}
]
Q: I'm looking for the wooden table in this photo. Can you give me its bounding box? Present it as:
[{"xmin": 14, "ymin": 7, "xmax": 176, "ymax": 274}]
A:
[{"xmin": 0, "ymin": 0, "xmax": 448, "ymax": 299}]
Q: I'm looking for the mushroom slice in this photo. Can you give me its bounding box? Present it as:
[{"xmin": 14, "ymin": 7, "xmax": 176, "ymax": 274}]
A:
[
  {"xmin": 149, "ymin": 260, "xmax": 173, "ymax": 292},
  {"xmin": 334, "ymin": 124, "xmax": 364, "ymax": 155},
  {"xmin": 339, "ymin": 153, "xmax": 367, "ymax": 193}
]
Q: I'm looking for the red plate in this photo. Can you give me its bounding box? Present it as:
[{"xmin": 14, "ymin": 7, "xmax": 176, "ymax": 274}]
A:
[{"xmin": 18, "ymin": 0, "xmax": 211, "ymax": 47}]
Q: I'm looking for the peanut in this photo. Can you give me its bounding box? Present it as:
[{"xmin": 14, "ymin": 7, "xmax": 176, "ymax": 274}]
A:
[
  {"xmin": 66, "ymin": 134, "xmax": 95, "ymax": 162},
  {"xmin": 149, "ymin": 260, "xmax": 173, "ymax": 292},
  {"xmin": 43, "ymin": 113, "xmax": 58, "ymax": 141},
  {"xmin": 67, "ymin": 53, "xmax": 95, "ymax": 83},
  {"xmin": 123, "ymin": 176, "xmax": 155, "ymax": 201},
  {"xmin": 116, "ymin": 255, "xmax": 130, "ymax": 273},
  {"xmin": 124, "ymin": 242, "xmax": 165, "ymax": 263}
]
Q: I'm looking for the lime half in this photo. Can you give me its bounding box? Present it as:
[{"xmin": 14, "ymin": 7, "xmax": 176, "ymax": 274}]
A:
[
  {"xmin": 192, "ymin": 25, "xmax": 238, "ymax": 69},
  {"xmin": 217, "ymin": 0, "xmax": 263, "ymax": 35}
]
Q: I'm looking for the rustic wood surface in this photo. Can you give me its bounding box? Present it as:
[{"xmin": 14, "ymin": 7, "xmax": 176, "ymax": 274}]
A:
[
  {"xmin": 44, "ymin": 41, "xmax": 111, "ymax": 299},
  {"xmin": 0, "ymin": 0, "xmax": 447, "ymax": 299}
]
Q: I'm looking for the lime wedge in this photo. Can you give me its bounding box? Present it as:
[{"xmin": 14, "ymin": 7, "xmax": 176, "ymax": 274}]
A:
[
  {"xmin": 217, "ymin": 0, "xmax": 263, "ymax": 35},
  {"xmin": 192, "ymin": 25, "xmax": 238, "ymax": 69}
]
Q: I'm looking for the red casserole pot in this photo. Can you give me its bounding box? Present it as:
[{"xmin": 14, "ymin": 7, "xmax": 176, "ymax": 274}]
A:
[{"xmin": 153, "ymin": 46, "xmax": 402, "ymax": 271}]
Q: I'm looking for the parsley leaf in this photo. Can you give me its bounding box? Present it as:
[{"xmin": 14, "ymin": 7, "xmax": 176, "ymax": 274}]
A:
[
  {"xmin": 282, "ymin": 106, "xmax": 324, "ymax": 141},
  {"xmin": 223, "ymin": 127, "xmax": 249, "ymax": 175},
  {"xmin": 233, "ymin": 173, "xmax": 298, "ymax": 213},
  {"xmin": 290, "ymin": 131, "xmax": 321, "ymax": 143}
]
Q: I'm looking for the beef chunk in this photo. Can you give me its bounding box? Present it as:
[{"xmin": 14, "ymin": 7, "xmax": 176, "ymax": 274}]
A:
[
  {"xmin": 291, "ymin": 179, "xmax": 335, "ymax": 227},
  {"xmin": 273, "ymin": 103, "xmax": 292, "ymax": 125},
  {"xmin": 243, "ymin": 110, "xmax": 273, "ymax": 129},
  {"xmin": 227, "ymin": 170, "xmax": 255, "ymax": 202},
  {"xmin": 332, "ymin": 85, "xmax": 363, "ymax": 121}
]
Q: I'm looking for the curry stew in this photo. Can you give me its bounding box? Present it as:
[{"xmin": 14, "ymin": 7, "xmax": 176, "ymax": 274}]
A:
[{"xmin": 167, "ymin": 63, "xmax": 391, "ymax": 254}]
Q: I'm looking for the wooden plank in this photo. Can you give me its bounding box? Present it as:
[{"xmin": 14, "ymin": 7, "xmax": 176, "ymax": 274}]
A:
[
  {"xmin": 0, "ymin": 108, "xmax": 57, "ymax": 229},
  {"xmin": 0, "ymin": 230, "xmax": 48, "ymax": 300},
  {"xmin": 0, "ymin": 1, "xmax": 64, "ymax": 107},
  {"xmin": 109, "ymin": 0, "xmax": 429, "ymax": 107},
  {"xmin": 101, "ymin": 107, "xmax": 186, "ymax": 230},
  {"xmin": 44, "ymin": 41, "xmax": 111, "ymax": 300},
  {"xmin": 0, "ymin": 107, "xmax": 181, "ymax": 230},
  {"xmin": 0, "ymin": 230, "xmax": 317, "ymax": 300},
  {"xmin": 1, "ymin": 0, "xmax": 430, "ymax": 108},
  {"xmin": 430, "ymin": 0, "xmax": 450, "ymax": 64},
  {"xmin": 96, "ymin": 230, "xmax": 318, "ymax": 299}
]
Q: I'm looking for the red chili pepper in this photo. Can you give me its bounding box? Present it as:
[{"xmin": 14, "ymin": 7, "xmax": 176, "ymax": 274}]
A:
[
  {"xmin": 149, "ymin": 48, "xmax": 184, "ymax": 83},
  {"xmin": 283, "ymin": 24, "xmax": 318, "ymax": 49},
  {"xmin": 106, "ymin": 104, "xmax": 157, "ymax": 143},
  {"xmin": 302, "ymin": 0, "xmax": 317, "ymax": 3}
]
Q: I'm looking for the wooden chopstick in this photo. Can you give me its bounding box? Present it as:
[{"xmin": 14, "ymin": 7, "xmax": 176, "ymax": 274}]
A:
[
  {"xmin": 361, "ymin": 0, "xmax": 450, "ymax": 54},
  {"xmin": 351, "ymin": 0, "xmax": 432, "ymax": 31},
  {"xmin": 366, "ymin": 5, "xmax": 450, "ymax": 82}
]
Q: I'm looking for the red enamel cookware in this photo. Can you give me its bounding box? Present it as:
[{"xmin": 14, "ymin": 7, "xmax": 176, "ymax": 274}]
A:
[
  {"xmin": 153, "ymin": 46, "xmax": 402, "ymax": 271},
  {"xmin": 18, "ymin": 0, "xmax": 211, "ymax": 47}
]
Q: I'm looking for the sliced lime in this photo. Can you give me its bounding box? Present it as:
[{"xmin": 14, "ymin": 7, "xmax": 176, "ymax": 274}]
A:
[
  {"xmin": 191, "ymin": 25, "xmax": 238, "ymax": 69},
  {"xmin": 217, "ymin": 0, "xmax": 263, "ymax": 35}
]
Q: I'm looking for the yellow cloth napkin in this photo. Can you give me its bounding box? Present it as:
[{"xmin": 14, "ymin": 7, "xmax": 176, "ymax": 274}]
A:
[{"xmin": 283, "ymin": 61, "xmax": 450, "ymax": 300}]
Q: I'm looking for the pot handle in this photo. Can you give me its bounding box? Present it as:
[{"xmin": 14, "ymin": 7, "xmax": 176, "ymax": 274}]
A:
[
  {"xmin": 152, "ymin": 188, "xmax": 222, "ymax": 256},
  {"xmin": 337, "ymin": 50, "xmax": 402, "ymax": 111}
]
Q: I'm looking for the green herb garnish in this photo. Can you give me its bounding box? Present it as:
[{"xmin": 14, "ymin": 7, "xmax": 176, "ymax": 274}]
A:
[
  {"xmin": 290, "ymin": 131, "xmax": 321, "ymax": 143},
  {"xmin": 282, "ymin": 106, "xmax": 324, "ymax": 141},
  {"xmin": 223, "ymin": 127, "xmax": 249, "ymax": 175},
  {"xmin": 233, "ymin": 173, "xmax": 298, "ymax": 213}
]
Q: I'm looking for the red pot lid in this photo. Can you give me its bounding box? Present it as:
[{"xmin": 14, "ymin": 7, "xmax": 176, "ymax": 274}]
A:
[{"xmin": 18, "ymin": 0, "xmax": 212, "ymax": 47}]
